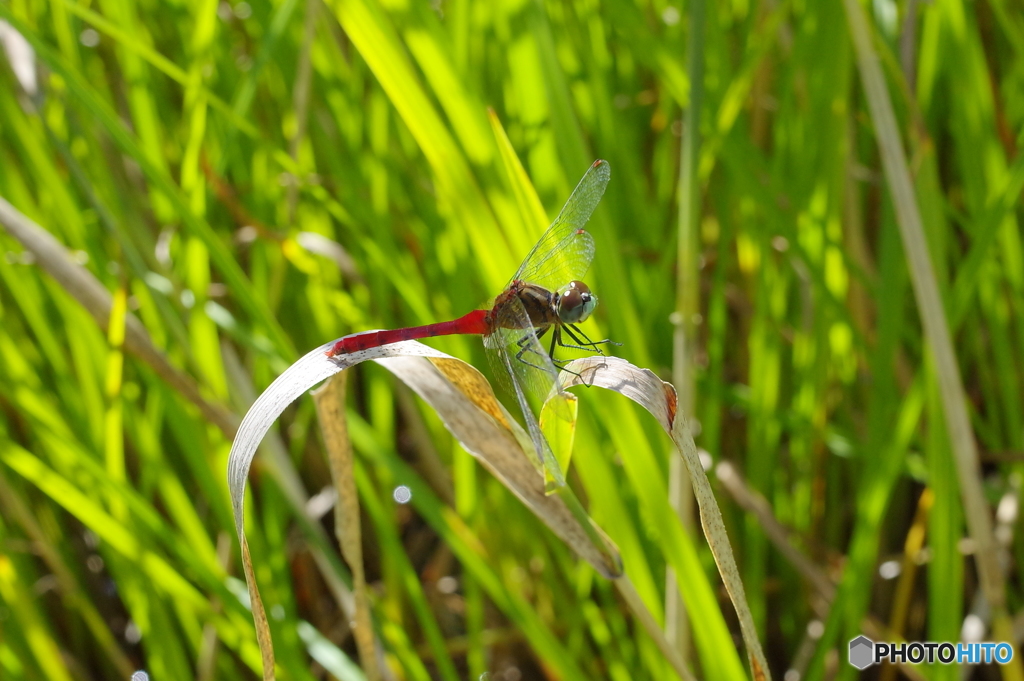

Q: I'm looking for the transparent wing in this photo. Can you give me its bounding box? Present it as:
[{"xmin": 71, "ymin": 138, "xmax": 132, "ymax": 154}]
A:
[
  {"xmin": 511, "ymin": 160, "xmax": 610, "ymax": 291},
  {"xmin": 483, "ymin": 296, "xmax": 568, "ymax": 486}
]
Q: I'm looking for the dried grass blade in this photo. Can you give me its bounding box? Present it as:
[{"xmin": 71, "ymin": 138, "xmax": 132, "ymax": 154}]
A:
[{"xmin": 312, "ymin": 374, "xmax": 381, "ymax": 681}]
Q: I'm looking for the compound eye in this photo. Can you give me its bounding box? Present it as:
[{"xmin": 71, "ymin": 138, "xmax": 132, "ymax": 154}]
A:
[
  {"xmin": 558, "ymin": 281, "xmax": 597, "ymax": 324},
  {"xmin": 560, "ymin": 288, "xmax": 582, "ymax": 314}
]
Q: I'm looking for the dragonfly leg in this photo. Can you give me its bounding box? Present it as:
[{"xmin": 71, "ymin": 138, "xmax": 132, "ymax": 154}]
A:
[
  {"xmin": 542, "ymin": 330, "xmax": 593, "ymax": 382},
  {"xmin": 513, "ymin": 331, "xmax": 588, "ymax": 383},
  {"xmin": 513, "ymin": 335, "xmax": 557, "ymax": 374},
  {"xmin": 551, "ymin": 358, "xmax": 592, "ymax": 384},
  {"xmin": 548, "ymin": 326, "xmax": 559, "ymax": 360},
  {"xmin": 557, "ymin": 324, "xmax": 621, "ymax": 354},
  {"xmin": 550, "ymin": 359, "xmax": 587, "ymax": 381},
  {"xmin": 512, "ymin": 329, "xmax": 589, "ymax": 382}
]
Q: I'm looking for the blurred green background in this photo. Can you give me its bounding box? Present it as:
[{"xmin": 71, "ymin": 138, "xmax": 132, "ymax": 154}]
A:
[{"xmin": 1, "ymin": 0, "xmax": 1023, "ymax": 679}]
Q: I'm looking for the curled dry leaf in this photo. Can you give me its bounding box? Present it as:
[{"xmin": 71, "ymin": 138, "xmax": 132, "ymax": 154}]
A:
[
  {"xmin": 227, "ymin": 339, "xmax": 623, "ymax": 576},
  {"xmin": 226, "ymin": 338, "xmax": 625, "ymax": 677},
  {"xmin": 560, "ymin": 356, "xmax": 771, "ymax": 681}
]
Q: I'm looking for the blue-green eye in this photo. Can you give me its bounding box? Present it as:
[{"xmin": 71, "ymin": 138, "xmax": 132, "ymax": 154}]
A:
[{"xmin": 557, "ymin": 280, "xmax": 598, "ymax": 324}]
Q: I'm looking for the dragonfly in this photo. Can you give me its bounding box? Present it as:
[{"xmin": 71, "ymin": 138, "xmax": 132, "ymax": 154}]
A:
[{"xmin": 328, "ymin": 160, "xmax": 615, "ymax": 474}]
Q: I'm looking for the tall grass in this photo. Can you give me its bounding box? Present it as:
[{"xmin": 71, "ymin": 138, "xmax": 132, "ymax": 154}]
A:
[{"xmin": 1, "ymin": 0, "xmax": 1022, "ymax": 679}]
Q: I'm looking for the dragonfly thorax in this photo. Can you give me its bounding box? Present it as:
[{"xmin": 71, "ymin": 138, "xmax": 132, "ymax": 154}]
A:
[{"xmin": 556, "ymin": 280, "xmax": 598, "ymax": 325}]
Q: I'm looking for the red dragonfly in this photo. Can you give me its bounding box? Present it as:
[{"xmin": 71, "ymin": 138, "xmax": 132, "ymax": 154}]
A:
[{"xmin": 329, "ymin": 160, "xmax": 615, "ymax": 470}]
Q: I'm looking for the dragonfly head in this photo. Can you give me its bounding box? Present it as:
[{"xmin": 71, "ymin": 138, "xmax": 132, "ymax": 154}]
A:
[{"xmin": 557, "ymin": 280, "xmax": 598, "ymax": 324}]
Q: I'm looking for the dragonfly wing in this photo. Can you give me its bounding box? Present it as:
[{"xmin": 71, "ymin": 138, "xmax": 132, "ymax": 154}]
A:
[
  {"xmin": 483, "ymin": 296, "xmax": 567, "ymax": 486},
  {"xmin": 512, "ymin": 160, "xmax": 609, "ymax": 291}
]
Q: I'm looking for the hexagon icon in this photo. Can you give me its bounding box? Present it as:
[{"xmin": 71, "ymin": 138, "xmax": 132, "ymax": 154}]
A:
[{"xmin": 849, "ymin": 636, "xmax": 874, "ymax": 670}]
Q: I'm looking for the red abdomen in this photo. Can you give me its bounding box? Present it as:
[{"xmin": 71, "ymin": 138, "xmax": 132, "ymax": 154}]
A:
[{"xmin": 327, "ymin": 309, "xmax": 489, "ymax": 357}]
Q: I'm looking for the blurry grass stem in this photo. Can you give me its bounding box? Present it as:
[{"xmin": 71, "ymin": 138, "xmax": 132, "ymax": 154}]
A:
[
  {"xmin": 668, "ymin": 0, "xmax": 705, "ymax": 657},
  {"xmin": 715, "ymin": 462, "xmax": 928, "ymax": 681},
  {"xmin": 716, "ymin": 462, "xmax": 835, "ymax": 606},
  {"xmin": 843, "ymin": 1, "xmax": 1022, "ymax": 675},
  {"xmin": 0, "ymin": 195, "xmax": 238, "ymax": 437},
  {"xmin": 0, "ymin": 468, "xmax": 137, "ymax": 678},
  {"xmin": 0, "ymin": 196, "xmax": 373, "ymax": 680},
  {"xmin": 615, "ymin": 576, "xmax": 696, "ymax": 681}
]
